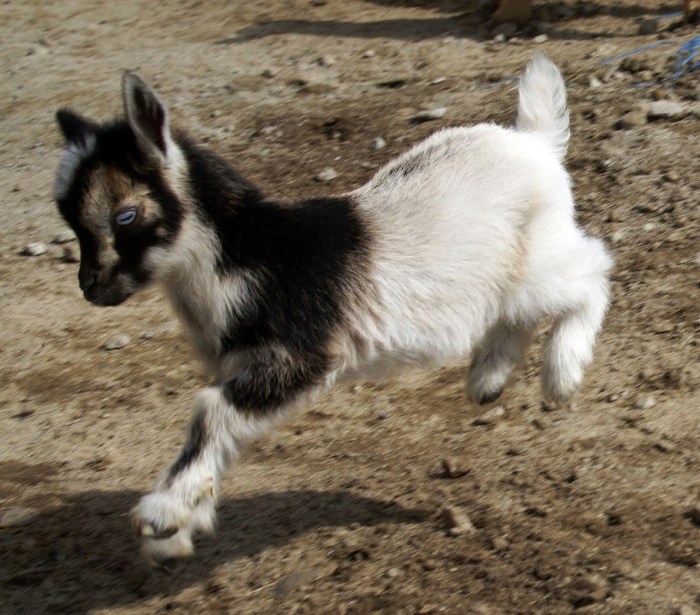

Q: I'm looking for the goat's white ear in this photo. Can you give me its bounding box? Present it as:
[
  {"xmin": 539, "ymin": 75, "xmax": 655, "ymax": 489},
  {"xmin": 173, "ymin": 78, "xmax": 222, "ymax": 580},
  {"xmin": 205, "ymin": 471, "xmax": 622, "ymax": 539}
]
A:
[
  {"xmin": 56, "ymin": 109, "xmax": 97, "ymax": 144},
  {"xmin": 122, "ymin": 71, "xmax": 174, "ymax": 165}
]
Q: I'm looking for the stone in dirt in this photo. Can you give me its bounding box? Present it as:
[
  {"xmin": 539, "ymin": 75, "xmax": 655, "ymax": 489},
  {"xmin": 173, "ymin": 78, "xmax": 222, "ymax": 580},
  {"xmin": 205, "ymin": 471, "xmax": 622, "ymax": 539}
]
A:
[
  {"xmin": 103, "ymin": 335, "xmax": 130, "ymax": 350},
  {"xmin": 633, "ymin": 395, "xmax": 656, "ymax": 410},
  {"xmin": 646, "ymin": 101, "xmax": 688, "ymax": 120},
  {"xmin": 472, "ymin": 405, "xmax": 505, "ymax": 425},
  {"xmin": 316, "ymin": 167, "xmax": 338, "ymax": 182},
  {"xmin": 439, "ymin": 505, "xmax": 476, "ymax": 535},
  {"xmin": 1, "ymin": 507, "xmax": 40, "ymax": 528},
  {"xmin": 52, "ymin": 230, "xmax": 76, "ymax": 244},
  {"xmin": 412, "ymin": 108, "xmax": 447, "ymax": 123},
  {"xmin": 440, "ymin": 457, "xmax": 470, "ymax": 479},
  {"xmin": 20, "ymin": 242, "xmax": 47, "ymax": 256}
]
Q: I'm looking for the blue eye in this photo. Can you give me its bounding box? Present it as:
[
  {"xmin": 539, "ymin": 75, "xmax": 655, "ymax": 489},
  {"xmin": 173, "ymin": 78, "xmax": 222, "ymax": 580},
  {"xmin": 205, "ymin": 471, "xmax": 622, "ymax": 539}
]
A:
[{"xmin": 115, "ymin": 208, "xmax": 137, "ymax": 226}]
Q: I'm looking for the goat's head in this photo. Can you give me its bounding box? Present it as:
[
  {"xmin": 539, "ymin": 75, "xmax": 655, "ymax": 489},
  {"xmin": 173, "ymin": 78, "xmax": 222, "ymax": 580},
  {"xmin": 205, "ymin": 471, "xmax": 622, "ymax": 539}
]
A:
[{"xmin": 54, "ymin": 73, "xmax": 187, "ymax": 306}]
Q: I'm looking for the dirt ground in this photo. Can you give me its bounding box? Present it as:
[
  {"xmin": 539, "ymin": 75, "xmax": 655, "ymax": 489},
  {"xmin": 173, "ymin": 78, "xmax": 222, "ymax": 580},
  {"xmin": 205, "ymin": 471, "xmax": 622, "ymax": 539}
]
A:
[{"xmin": 1, "ymin": 1, "xmax": 699, "ymax": 613}]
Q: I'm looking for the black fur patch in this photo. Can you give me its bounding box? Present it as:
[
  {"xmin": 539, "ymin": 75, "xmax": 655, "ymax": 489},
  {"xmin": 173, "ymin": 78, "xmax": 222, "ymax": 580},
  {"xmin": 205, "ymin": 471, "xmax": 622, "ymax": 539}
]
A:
[
  {"xmin": 167, "ymin": 411, "xmax": 207, "ymax": 480},
  {"xmin": 173, "ymin": 140, "xmax": 371, "ymax": 414}
]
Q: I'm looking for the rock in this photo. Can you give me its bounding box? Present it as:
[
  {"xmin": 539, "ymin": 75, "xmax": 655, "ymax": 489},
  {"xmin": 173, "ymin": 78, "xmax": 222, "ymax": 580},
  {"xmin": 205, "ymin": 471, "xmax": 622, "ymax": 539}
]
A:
[
  {"xmin": 655, "ymin": 438, "xmax": 676, "ymax": 453},
  {"xmin": 589, "ymin": 76, "xmax": 603, "ymax": 89},
  {"xmin": 533, "ymin": 34, "xmax": 548, "ymax": 43},
  {"xmin": 646, "ymin": 100, "xmax": 688, "ymax": 120},
  {"xmin": 652, "ymin": 320, "xmax": 674, "ymax": 334},
  {"xmin": 385, "ymin": 567, "xmax": 401, "ymax": 578},
  {"xmin": 493, "ymin": 33, "xmax": 506, "ymax": 43},
  {"xmin": 492, "ymin": 22, "xmax": 518, "ymax": 39},
  {"xmin": 440, "ymin": 457, "xmax": 470, "ymax": 479},
  {"xmin": 439, "ymin": 505, "xmax": 476, "ymax": 535},
  {"xmin": 664, "ymin": 170, "xmax": 680, "ymax": 183},
  {"xmin": 371, "ymin": 137, "xmax": 386, "ymax": 150},
  {"xmin": 615, "ymin": 109, "xmax": 647, "ymax": 129},
  {"xmin": 472, "ymin": 405, "xmax": 505, "ymax": 426},
  {"xmin": 633, "ymin": 395, "xmax": 656, "ymax": 410},
  {"xmin": 52, "ymin": 230, "xmax": 76, "ymax": 244},
  {"xmin": 362, "ymin": 49, "xmax": 375, "ymax": 59},
  {"xmin": 412, "ymin": 107, "xmax": 447, "ymax": 123},
  {"xmin": 1, "ymin": 507, "xmax": 40, "ymax": 528},
  {"xmin": 638, "ymin": 19, "xmax": 658, "ymax": 35},
  {"xmin": 20, "ymin": 242, "xmax": 47, "ymax": 256},
  {"xmin": 261, "ymin": 67, "xmax": 278, "ymax": 78},
  {"xmin": 318, "ymin": 55, "xmax": 335, "ymax": 67},
  {"xmin": 61, "ymin": 245, "xmax": 79, "ymax": 263},
  {"xmin": 675, "ymin": 606, "xmax": 698, "ymax": 615},
  {"xmin": 273, "ymin": 568, "xmax": 320, "ymax": 597},
  {"xmin": 316, "ymin": 167, "xmax": 338, "ymax": 182},
  {"xmin": 103, "ymin": 335, "xmax": 130, "ymax": 351}
]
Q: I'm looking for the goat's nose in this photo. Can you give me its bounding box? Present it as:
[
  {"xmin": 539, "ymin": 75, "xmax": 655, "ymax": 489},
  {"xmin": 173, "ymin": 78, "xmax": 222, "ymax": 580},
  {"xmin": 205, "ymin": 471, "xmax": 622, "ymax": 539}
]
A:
[{"xmin": 79, "ymin": 268, "xmax": 98, "ymax": 292}]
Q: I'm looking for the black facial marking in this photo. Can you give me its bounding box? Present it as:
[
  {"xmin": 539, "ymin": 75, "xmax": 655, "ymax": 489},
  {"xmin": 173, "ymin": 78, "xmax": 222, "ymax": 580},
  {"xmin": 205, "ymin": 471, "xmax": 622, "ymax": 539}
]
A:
[{"xmin": 167, "ymin": 411, "xmax": 207, "ymax": 481}]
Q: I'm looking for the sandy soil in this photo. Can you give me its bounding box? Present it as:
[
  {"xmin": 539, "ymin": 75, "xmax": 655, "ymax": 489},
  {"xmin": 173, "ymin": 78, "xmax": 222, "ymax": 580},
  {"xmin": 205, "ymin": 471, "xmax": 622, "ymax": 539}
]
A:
[{"xmin": 1, "ymin": 1, "xmax": 699, "ymax": 613}]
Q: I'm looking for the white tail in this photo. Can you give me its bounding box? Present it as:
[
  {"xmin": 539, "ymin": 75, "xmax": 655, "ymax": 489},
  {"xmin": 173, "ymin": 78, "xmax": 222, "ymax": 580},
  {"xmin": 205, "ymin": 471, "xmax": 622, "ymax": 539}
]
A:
[{"xmin": 517, "ymin": 54, "xmax": 570, "ymax": 162}]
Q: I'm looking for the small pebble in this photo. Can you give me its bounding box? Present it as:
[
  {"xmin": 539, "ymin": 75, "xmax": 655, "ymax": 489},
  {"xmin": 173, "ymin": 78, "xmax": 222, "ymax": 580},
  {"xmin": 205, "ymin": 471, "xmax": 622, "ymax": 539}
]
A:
[
  {"xmin": 633, "ymin": 395, "xmax": 656, "ymax": 410},
  {"xmin": 493, "ymin": 33, "xmax": 506, "ymax": 43},
  {"xmin": 318, "ymin": 55, "xmax": 335, "ymax": 67},
  {"xmin": 371, "ymin": 137, "xmax": 386, "ymax": 150},
  {"xmin": 652, "ymin": 320, "xmax": 674, "ymax": 334},
  {"xmin": 589, "ymin": 76, "xmax": 603, "ymax": 88},
  {"xmin": 316, "ymin": 167, "xmax": 338, "ymax": 182},
  {"xmin": 655, "ymin": 438, "xmax": 676, "ymax": 453},
  {"xmin": 103, "ymin": 335, "xmax": 130, "ymax": 351},
  {"xmin": 261, "ymin": 67, "xmax": 278, "ymax": 78},
  {"xmin": 385, "ymin": 567, "xmax": 401, "ymax": 578},
  {"xmin": 61, "ymin": 245, "xmax": 79, "ymax": 263},
  {"xmin": 647, "ymin": 100, "xmax": 688, "ymax": 120},
  {"xmin": 141, "ymin": 330, "xmax": 156, "ymax": 340},
  {"xmin": 675, "ymin": 606, "xmax": 698, "ymax": 615},
  {"xmin": 616, "ymin": 109, "xmax": 647, "ymax": 129},
  {"xmin": 439, "ymin": 505, "xmax": 476, "ymax": 535},
  {"xmin": 362, "ymin": 49, "xmax": 375, "ymax": 59},
  {"xmin": 52, "ymin": 230, "xmax": 76, "ymax": 244},
  {"xmin": 440, "ymin": 457, "xmax": 469, "ymax": 479},
  {"xmin": 533, "ymin": 34, "xmax": 548, "ymax": 43},
  {"xmin": 20, "ymin": 242, "xmax": 47, "ymax": 257},
  {"xmin": 412, "ymin": 107, "xmax": 447, "ymax": 123},
  {"xmin": 472, "ymin": 405, "xmax": 505, "ymax": 426}
]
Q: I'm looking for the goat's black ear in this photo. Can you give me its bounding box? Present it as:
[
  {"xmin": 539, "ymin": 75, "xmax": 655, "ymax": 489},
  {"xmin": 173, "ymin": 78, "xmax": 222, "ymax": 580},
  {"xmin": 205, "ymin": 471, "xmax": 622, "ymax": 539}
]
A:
[
  {"xmin": 122, "ymin": 71, "xmax": 174, "ymax": 164},
  {"xmin": 56, "ymin": 109, "xmax": 97, "ymax": 143}
]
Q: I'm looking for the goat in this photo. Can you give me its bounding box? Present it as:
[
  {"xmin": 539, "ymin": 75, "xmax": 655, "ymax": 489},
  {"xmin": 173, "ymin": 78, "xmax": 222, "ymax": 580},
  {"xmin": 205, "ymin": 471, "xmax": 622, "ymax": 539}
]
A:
[{"xmin": 53, "ymin": 55, "xmax": 612, "ymax": 567}]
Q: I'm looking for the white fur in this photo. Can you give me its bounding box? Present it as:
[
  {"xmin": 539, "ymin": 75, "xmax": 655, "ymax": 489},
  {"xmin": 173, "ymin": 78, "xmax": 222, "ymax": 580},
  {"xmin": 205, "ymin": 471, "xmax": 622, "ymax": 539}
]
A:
[
  {"xmin": 54, "ymin": 135, "xmax": 96, "ymax": 201},
  {"xmin": 131, "ymin": 55, "xmax": 612, "ymax": 564}
]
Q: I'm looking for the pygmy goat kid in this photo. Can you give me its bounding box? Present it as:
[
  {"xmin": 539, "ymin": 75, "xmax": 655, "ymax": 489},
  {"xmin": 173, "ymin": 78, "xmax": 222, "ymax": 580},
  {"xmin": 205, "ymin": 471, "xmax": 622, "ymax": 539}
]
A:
[{"xmin": 53, "ymin": 55, "xmax": 611, "ymax": 566}]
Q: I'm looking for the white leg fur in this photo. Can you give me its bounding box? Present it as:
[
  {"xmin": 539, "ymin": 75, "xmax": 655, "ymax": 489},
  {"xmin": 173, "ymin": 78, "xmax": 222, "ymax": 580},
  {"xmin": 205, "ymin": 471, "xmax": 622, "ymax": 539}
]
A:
[
  {"xmin": 131, "ymin": 387, "xmax": 280, "ymax": 566},
  {"xmin": 467, "ymin": 323, "xmax": 533, "ymax": 404}
]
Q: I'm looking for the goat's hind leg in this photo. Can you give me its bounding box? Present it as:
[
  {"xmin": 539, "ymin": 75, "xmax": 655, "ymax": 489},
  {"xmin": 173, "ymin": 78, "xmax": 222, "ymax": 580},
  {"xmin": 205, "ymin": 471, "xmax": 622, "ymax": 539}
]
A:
[
  {"xmin": 540, "ymin": 236, "xmax": 611, "ymax": 403},
  {"xmin": 467, "ymin": 322, "xmax": 533, "ymax": 404}
]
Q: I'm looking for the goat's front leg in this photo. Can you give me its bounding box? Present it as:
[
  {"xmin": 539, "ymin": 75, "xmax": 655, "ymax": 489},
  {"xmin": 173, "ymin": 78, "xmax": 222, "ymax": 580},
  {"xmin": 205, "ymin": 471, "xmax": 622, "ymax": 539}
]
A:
[{"xmin": 131, "ymin": 357, "xmax": 315, "ymax": 567}]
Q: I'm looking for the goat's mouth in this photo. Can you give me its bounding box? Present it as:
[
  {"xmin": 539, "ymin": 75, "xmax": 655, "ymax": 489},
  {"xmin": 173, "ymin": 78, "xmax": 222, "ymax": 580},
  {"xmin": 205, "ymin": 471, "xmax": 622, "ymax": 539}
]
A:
[{"xmin": 84, "ymin": 282, "xmax": 134, "ymax": 307}]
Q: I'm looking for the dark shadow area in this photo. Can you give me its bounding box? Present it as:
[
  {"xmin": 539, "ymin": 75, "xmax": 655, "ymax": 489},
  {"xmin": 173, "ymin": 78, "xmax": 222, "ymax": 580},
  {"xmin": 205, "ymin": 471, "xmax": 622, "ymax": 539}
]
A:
[
  {"xmin": 1, "ymin": 489, "xmax": 429, "ymax": 615},
  {"xmin": 219, "ymin": 2, "xmax": 684, "ymax": 45}
]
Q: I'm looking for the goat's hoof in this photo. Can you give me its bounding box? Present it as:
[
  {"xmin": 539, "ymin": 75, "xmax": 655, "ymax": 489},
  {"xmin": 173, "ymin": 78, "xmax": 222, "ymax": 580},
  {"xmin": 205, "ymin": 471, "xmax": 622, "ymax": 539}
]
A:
[
  {"xmin": 475, "ymin": 388, "xmax": 504, "ymax": 405},
  {"xmin": 138, "ymin": 522, "xmax": 179, "ymax": 540},
  {"xmin": 141, "ymin": 529, "xmax": 195, "ymax": 569}
]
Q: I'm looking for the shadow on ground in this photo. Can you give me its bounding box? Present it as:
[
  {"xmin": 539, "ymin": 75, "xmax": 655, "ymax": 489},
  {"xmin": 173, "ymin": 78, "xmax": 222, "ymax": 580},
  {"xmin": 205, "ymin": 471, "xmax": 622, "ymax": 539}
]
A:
[{"xmin": 1, "ymin": 488, "xmax": 429, "ymax": 614}]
